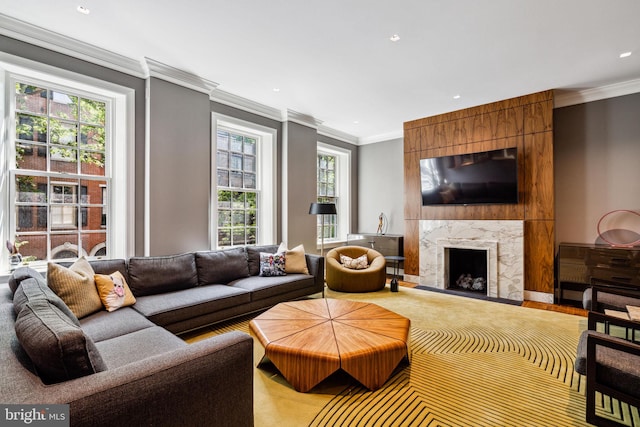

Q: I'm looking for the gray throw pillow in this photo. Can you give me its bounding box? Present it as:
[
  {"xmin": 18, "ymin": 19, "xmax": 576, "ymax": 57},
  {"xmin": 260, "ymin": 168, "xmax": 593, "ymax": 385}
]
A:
[
  {"xmin": 13, "ymin": 278, "xmax": 80, "ymax": 326},
  {"xmin": 8, "ymin": 267, "xmax": 45, "ymax": 295},
  {"xmin": 14, "ymin": 299, "xmax": 106, "ymax": 384},
  {"xmin": 196, "ymin": 247, "xmax": 249, "ymax": 285}
]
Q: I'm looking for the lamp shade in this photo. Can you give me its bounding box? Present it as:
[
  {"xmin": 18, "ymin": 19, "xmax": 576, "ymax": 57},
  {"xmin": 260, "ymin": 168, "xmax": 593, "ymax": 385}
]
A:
[{"xmin": 309, "ymin": 203, "xmax": 336, "ymax": 215}]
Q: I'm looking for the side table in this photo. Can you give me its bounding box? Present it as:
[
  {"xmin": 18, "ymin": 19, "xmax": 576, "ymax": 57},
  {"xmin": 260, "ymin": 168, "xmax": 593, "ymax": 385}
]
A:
[{"xmin": 385, "ymin": 256, "xmax": 404, "ymax": 292}]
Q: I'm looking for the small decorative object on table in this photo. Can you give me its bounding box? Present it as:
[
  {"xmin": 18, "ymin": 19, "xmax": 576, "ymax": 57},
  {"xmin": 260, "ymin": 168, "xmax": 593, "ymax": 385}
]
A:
[
  {"xmin": 596, "ymin": 209, "xmax": 640, "ymax": 247},
  {"xmin": 376, "ymin": 212, "xmax": 388, "ymax": 235}
]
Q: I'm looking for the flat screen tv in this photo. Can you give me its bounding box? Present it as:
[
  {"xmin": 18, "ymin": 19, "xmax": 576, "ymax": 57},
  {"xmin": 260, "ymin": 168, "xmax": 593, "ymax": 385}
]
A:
[{"xmin": 420, "ymin": 147, "xmax": 518, "ymax": 206}]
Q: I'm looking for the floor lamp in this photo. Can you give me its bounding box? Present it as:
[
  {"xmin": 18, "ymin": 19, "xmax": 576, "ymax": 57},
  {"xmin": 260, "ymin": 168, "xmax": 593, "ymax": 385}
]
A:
[{"xmin": 309, "ymin": 202, "xmax": 336, "ymax": 257}]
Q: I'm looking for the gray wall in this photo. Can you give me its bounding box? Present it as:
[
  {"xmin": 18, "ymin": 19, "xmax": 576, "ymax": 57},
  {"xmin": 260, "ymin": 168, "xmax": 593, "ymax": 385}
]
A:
[
  {"xmin": 1, "ymin": 34, "xmax": 363, "ymax": 258},
  {"xmin": 357, "ymin": 138, "xmax": 404, "ymax": 235},
  {"xmin": 282, "ymin": 122, "xmax": 319, "ymax": 252},
  {"xmin": 554, "ymin": 92, "xmax": 640, "ymax": 246},
  {"xmin": 147, "ymin": 78, "xmax": 211, "ymax": 255}
]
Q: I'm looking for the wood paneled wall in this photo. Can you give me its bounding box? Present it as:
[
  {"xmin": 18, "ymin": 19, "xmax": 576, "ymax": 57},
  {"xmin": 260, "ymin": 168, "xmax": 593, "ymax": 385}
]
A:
[{"xmin": 403, "ymin": 90, "xmax": 554, "ymax": 294}]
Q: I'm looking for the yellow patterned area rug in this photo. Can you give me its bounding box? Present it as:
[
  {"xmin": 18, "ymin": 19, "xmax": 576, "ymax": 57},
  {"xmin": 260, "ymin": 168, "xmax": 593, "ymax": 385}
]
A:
[{"xmin": 183, "ymin": 286, "xmax": 635, "ymax": 427}]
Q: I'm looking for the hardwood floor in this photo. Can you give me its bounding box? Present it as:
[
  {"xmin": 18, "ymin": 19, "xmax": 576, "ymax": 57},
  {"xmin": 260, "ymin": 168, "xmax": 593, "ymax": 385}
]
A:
[
  {"xmin": 392, "ymin": 278, "xmax": 588, "ymax": 317},
  {"xmin": 521, "ymin": 300, "xmax": 588, "ymax": 316}
]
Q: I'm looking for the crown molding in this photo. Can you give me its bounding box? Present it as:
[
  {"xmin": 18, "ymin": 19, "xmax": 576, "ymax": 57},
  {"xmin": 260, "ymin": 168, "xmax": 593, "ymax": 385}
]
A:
[
  {"xmin": 554, "ymin": 78, "xmax": 640, "ymax": 108},
  {"xmin": 359, "ymin": 130, "xmax": 404, "ymax": 145},
  {"xmin": 285, "ymin": 109, "xmax": 323, "ymax": 129},
  {"xmin": 143, "ymin": 57, "xmax": 218, "ymax": 95},
  {"xmin": 210, "ymin": 88, "xmax": 283, "ymax": 121},
  {"xmin": 317, "ymin": 125, "xmax": 359, "ymax": 145},
  {"xmin": 0, "ymin": 13, "xmax": 145, "ymax": 78}
]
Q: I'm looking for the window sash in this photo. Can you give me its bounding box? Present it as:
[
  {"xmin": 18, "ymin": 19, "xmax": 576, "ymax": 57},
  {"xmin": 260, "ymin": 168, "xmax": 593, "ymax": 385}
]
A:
[
  {"xmin": 8, "ymin": 76, "xmax": 111, "ymax": 265},
  {"xmin": 317, "ymin": 153, "xmax": 338, "ymax": 240},
  {"xmin": 216, "ymin": 127, "xmax": 260, "ymax": 248}
]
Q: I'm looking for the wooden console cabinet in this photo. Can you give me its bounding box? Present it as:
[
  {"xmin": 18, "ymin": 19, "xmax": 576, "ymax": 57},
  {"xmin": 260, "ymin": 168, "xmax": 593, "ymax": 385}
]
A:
[
  {"xmin": 346, "ymin": 233, "xmax": 403, "ymax": 257},
  {"xmin": 556, "ymin": 243, "xmax": 640, "ymax": 306}
]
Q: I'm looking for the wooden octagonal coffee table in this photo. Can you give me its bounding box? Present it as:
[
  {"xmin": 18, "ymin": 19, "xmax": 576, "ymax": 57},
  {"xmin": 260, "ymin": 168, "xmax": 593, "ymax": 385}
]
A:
[{"xmin": 249, "ymin": 298, "xmax": 410, "ymax": 392}]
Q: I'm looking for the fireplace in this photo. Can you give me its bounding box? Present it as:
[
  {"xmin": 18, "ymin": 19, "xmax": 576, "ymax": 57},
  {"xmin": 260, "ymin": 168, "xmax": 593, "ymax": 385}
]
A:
[
  {"xmin": 437, "ymin": 237, "xmax": 498, "ymax": 298},
  {"xmin": 447, "ymin": 248, "xmax": 487, "ymax": 294},
  {"xmin": 420, "ymin": 220, "xmax": 524, "ymax": 301}
]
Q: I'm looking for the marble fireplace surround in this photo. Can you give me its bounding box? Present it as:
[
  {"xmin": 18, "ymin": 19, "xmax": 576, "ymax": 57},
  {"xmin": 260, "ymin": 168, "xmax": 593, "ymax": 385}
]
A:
[{"xmin": 420, "ymin": 220, "xmax": 524, "ymax": 302}]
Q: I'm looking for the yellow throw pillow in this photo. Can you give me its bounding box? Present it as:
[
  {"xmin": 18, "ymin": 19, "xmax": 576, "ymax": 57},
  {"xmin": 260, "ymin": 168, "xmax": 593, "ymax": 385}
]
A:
[
  {"xmin": 277, "ymin": 243, "xmax": 309, "ymax": 274},
  {"xmin": 47, "ymin": 257, "xmax": 103, "ymax": 318},
  {"xmin": 95, "ymin": 271, "xmax": 136, "ymax": 312}
]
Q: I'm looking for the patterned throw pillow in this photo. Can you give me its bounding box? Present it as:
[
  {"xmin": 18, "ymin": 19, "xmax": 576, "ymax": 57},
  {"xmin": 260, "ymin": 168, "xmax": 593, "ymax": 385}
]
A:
[
  {"xmin": 94, "ymin": 271, "xmax": 137, "ymax": 312},
  {"xmin": 340, "ymin": 254, "xmax": 369, "ymax": 270},
  {"xmin": 47, "ymin": 257, "xmax": 103, "ymax": 318},
  {"xmin": 259, "ymin": 252, "xmax": 286, "ymax": 277}
]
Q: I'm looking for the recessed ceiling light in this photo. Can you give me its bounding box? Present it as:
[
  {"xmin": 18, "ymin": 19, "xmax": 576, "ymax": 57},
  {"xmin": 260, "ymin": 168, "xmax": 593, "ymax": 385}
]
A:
[
  {"xmin": 620, "ymin": 51, "xmax": 632, "ymax": 58},
  {"xmin": 353, "ymin": 121, "xmax": 360, "ymax": 124},
  {"xmin": 453, "ymin": 94, "xmax": 461, "ymax": 99},
  {"xmin": 389, "ymin": 34, "xmax": 400, "ymax": 42},
  {"xmin": 77, "ymin": 5, "xmax": 90, "ymax": 14},
  {"xmin": 272, "ymin": 88, "xmax": 280, "ymax": 92}
]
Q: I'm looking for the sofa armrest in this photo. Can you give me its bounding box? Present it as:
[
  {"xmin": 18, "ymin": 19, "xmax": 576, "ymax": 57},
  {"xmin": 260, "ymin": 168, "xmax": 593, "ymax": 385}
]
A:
[
  {"xmin": 305, "ymin": 253, "xmax": 325, "ymax": 288},
  {"xmin": 587, "ymin": 310, "xmax": 640, "ymax": 334},
  {"xmin": 51, "ymin": 331, "xmax": 253, "ymax": 427},
  {"xmin": 588, "ymin": 285, "xmax": 640, "ymax": 312}
]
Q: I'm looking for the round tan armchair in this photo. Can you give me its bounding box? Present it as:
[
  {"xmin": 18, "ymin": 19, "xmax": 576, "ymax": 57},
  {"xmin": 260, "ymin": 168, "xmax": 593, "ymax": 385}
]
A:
[{"xmin": 325, "ymin": 246, "xmax": 387, "ymax": 292}]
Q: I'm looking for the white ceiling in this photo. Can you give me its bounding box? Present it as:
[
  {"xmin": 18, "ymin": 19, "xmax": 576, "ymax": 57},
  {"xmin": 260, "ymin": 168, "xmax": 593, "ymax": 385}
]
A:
[{"xmin": 1, "ymin": 0, "xmax": 639, "ymax": 143}]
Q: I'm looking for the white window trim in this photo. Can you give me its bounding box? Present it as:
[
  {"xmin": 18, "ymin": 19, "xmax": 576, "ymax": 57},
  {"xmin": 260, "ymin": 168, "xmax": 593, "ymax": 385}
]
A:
[
  {"xmin": 0, "ymin": 52, "xmax": 135, "ymax": 272},
  {"xmin": 211, "ymin": 113, "xmax": 277, "ymax": 249},
  {"xmin": 317, "ymin": 142, "xmax": 350, "ymax": 244}
]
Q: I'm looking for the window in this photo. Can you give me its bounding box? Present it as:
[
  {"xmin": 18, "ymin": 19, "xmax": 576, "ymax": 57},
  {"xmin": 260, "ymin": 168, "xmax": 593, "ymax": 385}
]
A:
[
  {"xmin": 316, "ymin": 153, "xmax": 338, "ymax": 239},
  {"xmin": 1, "ymin": 54, "xmax": 134, "ymax": 271},
  {"xmin": 212, "ymin": 115, "xmax": 276, "ymax": 249},
  {"xmin": 316, "ymin": 143, "xmax": 351, "ymax": 243},
  {"xmin": 216, "ymin": 129, "xmax": 258, "ymax": 247},
  {"xmin": 11, "ymin": 81, "xmax": 108, "ymax": 263}
]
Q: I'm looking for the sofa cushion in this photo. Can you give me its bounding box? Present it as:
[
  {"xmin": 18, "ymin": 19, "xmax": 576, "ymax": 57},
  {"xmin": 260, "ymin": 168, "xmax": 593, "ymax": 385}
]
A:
[
  {"xmin": 95, "ymin": 326, "xmax": 185, "ymax": 369},
  {"xmin": 58, "ymin": 259, "xmax": 129, "ymax": 282},
  {"xmin": 128, "ymin": 253, "xmax": 198, "ymax": 296},
  {"xmin": 47, "ymin": 257, "xmax": 103, "ymax": 318},
  {"xmin": 80, "ymin": 307, "xmax": 156, "ymax": 343},
  {"xmin": 196, "ymin": 248, "xmax": 249, "ymax": 285},
  {"xmin": 230, "ymin": 274, "xmax": 315, "ymax": 301},
  {"xmin": 14, "ymin": 299, "xmax": 106, "ymax": 384},
  {"xmin": 246, "ymin": 245, "xmax": 279, "ymax": 276},
  {"xmin": 132, "ymin": 285, "xmax": 251, "ymax": 327},
  {"xmin": 13, "ymin": 278, "xmax": 80, "ymax": 326},
  {"xmin": 95, "ymin": 271, "xmax": 136, "ymax": 312},
  {"xmin": 8, "ymin": 266, "xmax": 44, "ymax": 295},
  {"xmin": 89, "ymin": 259, "xmax": 129, "ymax": 281}
]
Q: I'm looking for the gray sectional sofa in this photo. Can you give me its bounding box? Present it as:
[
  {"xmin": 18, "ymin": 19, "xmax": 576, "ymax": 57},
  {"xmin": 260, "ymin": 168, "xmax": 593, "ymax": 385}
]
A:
[{"xmin": 0, "ymin": 244, "xmax": 324, "ymax": 427}]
